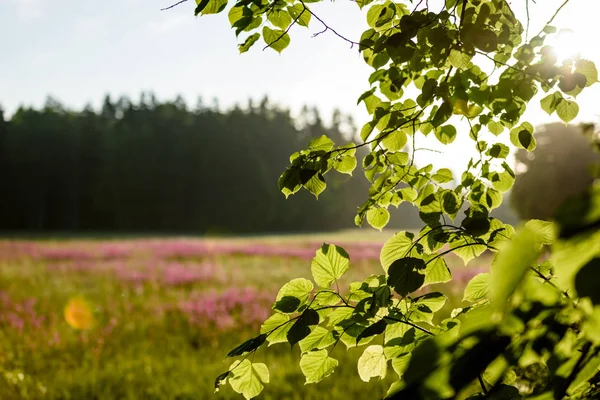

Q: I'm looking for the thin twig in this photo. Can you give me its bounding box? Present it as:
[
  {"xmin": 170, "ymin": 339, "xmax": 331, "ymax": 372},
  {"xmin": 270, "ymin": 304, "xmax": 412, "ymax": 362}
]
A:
[
  {"xmin": 161, "ymin": 0, "xmax": 188, "ymax": 11},
  {"xmin": 478, "ymin": 375, "xmax": 489, "ymax": 394},
  {"xmin": 541, "ymin": 0, "xmax": 571, "ymax": 33},
  {"xmin": 383, "ymin": 315, "xmax": 434, "ymax": 336},
  {"xmin": 299, "ymin": 0, "xmax": 361, "ymax": 48},
  {"xmin": 529, "ymin": 267, "xmax": 571, "ymax": 299},
  {"xmin": 525, "ymin": 0, "xmax": 531, "ymax": 40}
]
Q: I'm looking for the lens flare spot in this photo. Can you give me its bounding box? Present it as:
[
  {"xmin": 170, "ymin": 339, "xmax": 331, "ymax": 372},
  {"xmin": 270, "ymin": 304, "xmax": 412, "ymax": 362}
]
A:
[{"xmin": 64, "ymin": 297, "xmax": 95, "ymax": 330}]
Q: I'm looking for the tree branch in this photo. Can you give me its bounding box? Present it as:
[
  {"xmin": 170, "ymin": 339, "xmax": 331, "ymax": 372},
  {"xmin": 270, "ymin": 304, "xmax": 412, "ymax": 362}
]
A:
[
  {"xmin": 299, "ymin": 0, "xmax": 361, "ymax": 48},
  {"xmin": 161, "ymin": 0, "xmax": 189, "ymax": 11}
]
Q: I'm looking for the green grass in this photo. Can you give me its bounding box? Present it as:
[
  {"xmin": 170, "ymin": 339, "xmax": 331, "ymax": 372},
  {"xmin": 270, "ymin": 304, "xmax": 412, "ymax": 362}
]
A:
[{"xmin": 0, "ymin": 233, "xmax": 488, "ymax": 399}]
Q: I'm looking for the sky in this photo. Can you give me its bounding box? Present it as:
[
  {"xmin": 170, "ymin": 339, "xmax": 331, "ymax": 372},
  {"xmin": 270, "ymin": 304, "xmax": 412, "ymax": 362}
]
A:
[{"xmin": 1, "ymin": 0, "xmax": 599, "ymax": 172}]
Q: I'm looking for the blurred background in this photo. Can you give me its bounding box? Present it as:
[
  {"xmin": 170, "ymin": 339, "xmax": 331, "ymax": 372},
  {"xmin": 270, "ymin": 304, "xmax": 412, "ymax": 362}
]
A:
[{"xmin": 1, "ymin": 0, "xmax": 600, "ymax": 399}]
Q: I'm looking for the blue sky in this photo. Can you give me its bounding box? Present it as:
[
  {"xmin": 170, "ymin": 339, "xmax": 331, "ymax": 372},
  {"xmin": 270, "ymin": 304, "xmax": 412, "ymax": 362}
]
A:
[{"xmin": 1, "ymin": 0, "xmax": 599, "ymax": 171}]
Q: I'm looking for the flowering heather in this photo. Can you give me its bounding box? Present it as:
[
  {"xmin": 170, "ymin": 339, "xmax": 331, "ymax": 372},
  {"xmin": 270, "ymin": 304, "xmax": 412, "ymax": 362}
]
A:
[
  {"xmin": 162, "ymin": 262, "xmax": 221, "ymax": 286},
  {"xmin": 0, "ymin": 238, "xmax": 388, "ymax": 265},
  {"xmin": 178, "ymin": 288, "xmax": 274, "ymax": 330},
  {"xmin": 0, "ymin": 236, "xmax": 491, "ymax": 398},
  {"xmin": 0, "ymin": 291, "xmax": 49, "ymax": 338}
]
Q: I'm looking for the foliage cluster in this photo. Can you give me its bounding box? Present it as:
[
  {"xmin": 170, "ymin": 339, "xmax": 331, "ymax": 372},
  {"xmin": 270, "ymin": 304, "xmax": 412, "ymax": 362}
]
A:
[{"xmin": 186, "ymin": 0, "xmax": 600, "ymax": 398}]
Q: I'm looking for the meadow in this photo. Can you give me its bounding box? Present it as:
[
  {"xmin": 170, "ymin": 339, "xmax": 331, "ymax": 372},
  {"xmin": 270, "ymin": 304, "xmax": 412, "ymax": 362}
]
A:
[{"xmin": 0, "ymin": 231, "xmax": 489, "ymax": 399}]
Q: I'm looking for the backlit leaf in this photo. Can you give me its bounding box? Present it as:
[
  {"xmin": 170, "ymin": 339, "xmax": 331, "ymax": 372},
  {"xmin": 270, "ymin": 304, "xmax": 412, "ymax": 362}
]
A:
[
  {"xmin": 311, "ymin": 244, "xmax": 350, "ymax": 288},
  {"xmin": 463, "ymin": 273, "xmax": 490, "ymax": 302},
  {"xmin": 260, "ymin": 313, "xmax": 292, "ymax": 345},
  {"xmin": 380, "ymin": 231, "xmax": 415, "ymax": 272},
  {"xmin": 238, "ymin": 33, "xmax": 260, "ymax": 53},
  {"xmin": 299, "ymin": 326, "xmax": 336, "ymax": 353},
  {"xmin": 556, "ymin": 99, "xmax": 579, "ymax": 123},
  {"xmin": 300, "ymin": 350, "xmax": 338, "ymax": 384},
  {"xmin": 357, "ymin": 345, "xmax": 388, "ymax": 382},
  {"xmin": 491, "ymin": 226, "xmax": 541, "ymax": 308},
  {"xmin": 262, "ymin": 26, "xmax": 290, "ymax": 53},
  {"xmin": 229, "ymin": 360, "xmax": 269, "ymax": 400},
  {"xmin": 367, "ymin": 207, "xmax": 390, "ymax": 231},
  {"xmin": 288, "ymin": 4, "xmax": 311, "ymax": 27}
]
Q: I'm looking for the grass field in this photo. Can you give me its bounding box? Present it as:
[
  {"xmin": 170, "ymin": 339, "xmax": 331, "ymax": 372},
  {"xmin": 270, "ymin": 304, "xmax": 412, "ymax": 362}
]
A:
[{"xmin": 0, "ymin": 231, "xmax": 490, "ymax": 399}]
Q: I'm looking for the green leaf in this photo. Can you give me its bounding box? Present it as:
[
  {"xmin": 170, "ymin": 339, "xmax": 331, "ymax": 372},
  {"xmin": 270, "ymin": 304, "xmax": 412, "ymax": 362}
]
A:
[
  {"xmin": 227, "ymin": 334, "xmax": 267, "ymax": 358},
  {"xmin": 424, "ymin": 257, "xmax": 452, "ymax": 286},
  {"xmin": 448, "ymin": 49, "xmax": 472, "ymax": 70},
  {"xmin": 311, "ymin": 244, "xmax": 350, "ymax": 288},
  {"xmin": 229, "ymin": 360, "xmax": 269, "ymax": 400},
  {"xmin": 366, "ymin": 5, "xmax": 387, "ymax": 29},
  {"xmin": 195, "ymin": 0, "xmax": 227, "ymax": 15},
  {"xmin": 327, "ymin": 306, "xmax": 354, "ymax": 326},
  {"xmin": 238, "ymin": 33, "xmax": 260, "ymax": 53},
  {"xmin": 509, "ymin": 125, "xmax": 536, "ymax": 151},
  {"xmin": 441, "ymin": 190, "xmax": 462, "ymax": 217},
  {"xmin": 287, "ymin": 308, "xmax": 320, "ymax": 347},
  {"xmin": 485, "ymin": 187, "xmax": 502, "ymax": 210},
  {"xmin": 299, "ymin": 350, "xmax": 338, "ymax": 384},
  {"xmin": 275, "ymin": 278, "xmax": 313, "ymax": 312},
  {"xmin": 463, "ymin": 273, "xmax": 490, "ymax": 302},
  {"xmin": 582, "ymin": 307, "xmax": 600, "ymax": 345},
  {"xmin": 487, "ymin": 120, "xmax": 504, "ymax": 135},
  {"xmin": 451, "ymin": 241, "xmax": 487, "ymax": 264},
  {"xmin": 575, "ymin": 59, "xmax": 598, "ymax": 87},
  {"xmin": 333, "ymin": 155, "xmax": 357, "ymax": 175},
  {"xmin": 367, "ymin": 207, "xmax": 390, "ymax": 231},
  {"xmin": 356, "ymin": 319, "xmax": 387, "ymax": 344},
  {"xmin": 525, "ymin": 219, "xmax": 557, "ymax": 245},
  {"xmin": 540, "ymin": 92, "xmax": 563, "ymax": 115},
  {"xmin": 486, "ymin": 143, "xmax": 509, "ymax": 159},
  {"xmin": 567, "ymin": 352, "xmax": 600, "ymax": 395},
  {"xmin": 288, "ymin": 4, "xmax": 311, "ymax": 27},
  {"xmin": 399, "ymin": 186, "xmax": 418, "ymax": 202},
  {"xmin": 380, "ymin": 231, "xmax": 415, "ymax": 272},
  {"xmin": 228, "ymin": 6, "xmax": 245, "ymax": 26},
  {"xmin": 358, "ymin": 345, "xmax": 388, "ymax": 382},
  {"xmin": 491, "ymin": 170, "xmax": 515, "ymax": 193},
  {"xmin": 304, "ymin": 173, "xmax": 326, "ymax": 198},
  {"xmin": 392, "ymin": 353, "xmax": 411, "ymax": 378},
  {"xmin": 381, "ymin": 131, "xmax": 408, "ymax": 151},
  {"xmin": 262, "ymin": 26, "xmax": 290, "ymax": 53},
  {"xmin": 260, "ymin": 313, "xmax": 292, "ymax": 345},
  {"xmin": 309, "ymin": 135, "xmax": 335, "ymax": 152},
  {"xmin": 267, "ymin": 9, "xmax": 292, "ymax": 29},
  {"xmin": 556, "ymin": 99, "xmax": 579, "ymax": 123},
  {"xmin": 491, "ymin": 226, "xmax": 541, "ymax": 308},
  {"xmin": 432, "ymin": 168, "xmax": 454, "ymax": 183},
  {"xmin": 278, "ymin": 168, "xmax": 301, "ymax": 198},
  {"xmin": 435, "ymin": 125, "xmax": 457, "ymax": 144},
  {"xmin": 410, "ymin": 292, "xmax": 447, "ymax": 324},
  {"xmin": 388, "ymin": 257, "xmax": 426, "ymax": 296},
  {"xmin": 299, "ymin": 326, "xmax": 336, "ymax": 353}
]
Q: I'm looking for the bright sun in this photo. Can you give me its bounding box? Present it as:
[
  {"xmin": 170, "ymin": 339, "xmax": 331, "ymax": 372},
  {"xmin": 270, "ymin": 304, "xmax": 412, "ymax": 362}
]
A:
[{"xmin": 545, "ymin": 29, "xmax": 590, "ymax": 62}]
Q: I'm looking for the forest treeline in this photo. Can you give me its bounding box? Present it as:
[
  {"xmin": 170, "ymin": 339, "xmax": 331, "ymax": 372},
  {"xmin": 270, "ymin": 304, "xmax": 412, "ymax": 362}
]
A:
[
  {"xmin": 0, "ymin": 95, "xmax": 523, "ymax": 234},
  {"xmin": 0, "ymin": 95, "xmax": 423, "ymax": 233}
]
